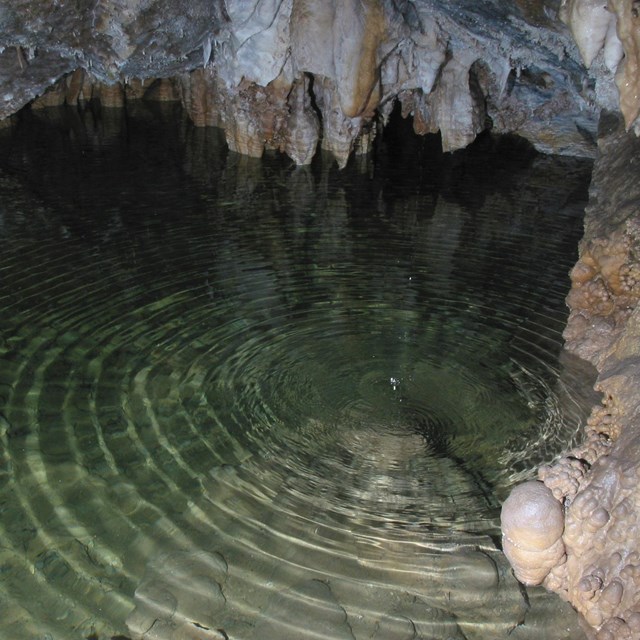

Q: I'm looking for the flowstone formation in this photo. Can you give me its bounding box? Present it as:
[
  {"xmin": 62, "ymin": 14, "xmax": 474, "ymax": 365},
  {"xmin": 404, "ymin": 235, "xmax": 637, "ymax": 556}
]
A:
[
  {"xmin": 458, "ymin": 1, "xmax": 640, "ymax": 637},
  {"xmin": 0, "ymin": 0, "xmax": 632, "ymax": 167},
  {"xmin": 502, "ymin": 118, "xmax": 640, "ymax": 640}
]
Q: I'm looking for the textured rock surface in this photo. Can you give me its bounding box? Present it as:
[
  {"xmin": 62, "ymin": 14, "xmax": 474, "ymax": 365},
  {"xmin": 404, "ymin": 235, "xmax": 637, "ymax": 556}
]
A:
[
  {"xmin": 0, "ymin": 0, "xmax": 631, "ymax": 167},
  {"xmin": 609, "ymin": 0, "xmax": 640, "ymax": 130},
  {"xmin": 508, "ymin": 118, "xmax": 640, "ymax": 639},
  {"xmin": 564, "ymin": 116, "xmax": 640, "ymax": 369}
]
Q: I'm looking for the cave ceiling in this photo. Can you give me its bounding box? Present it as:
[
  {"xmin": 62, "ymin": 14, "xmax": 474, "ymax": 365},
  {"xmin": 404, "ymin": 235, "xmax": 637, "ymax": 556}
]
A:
[{"xmin": 0, "ymin": 0, "xmax": 626, "ymax": 164}]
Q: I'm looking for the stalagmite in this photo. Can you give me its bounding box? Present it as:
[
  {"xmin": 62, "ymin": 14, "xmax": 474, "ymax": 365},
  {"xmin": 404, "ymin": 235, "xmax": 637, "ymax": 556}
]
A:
[{"xmin": 501, "ymin": 481, "xmax": 566, "ymax": 586}]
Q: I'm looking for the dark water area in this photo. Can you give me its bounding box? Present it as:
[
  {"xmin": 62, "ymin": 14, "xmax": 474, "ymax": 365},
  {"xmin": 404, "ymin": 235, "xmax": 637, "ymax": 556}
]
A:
[{"xmin": 0, "ymin": 102, "xmax": 596, "ymax": 639}]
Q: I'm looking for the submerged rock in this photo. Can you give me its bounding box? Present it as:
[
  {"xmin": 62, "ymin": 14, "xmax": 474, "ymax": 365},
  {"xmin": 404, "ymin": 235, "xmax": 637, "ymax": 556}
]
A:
[
  {"xmin": 126, "ymin": 550, "xmax": 229, "ymax": 640},
  {"xmin": 253, "ymin": 579, "xmax": 355, "ymax": 640}
]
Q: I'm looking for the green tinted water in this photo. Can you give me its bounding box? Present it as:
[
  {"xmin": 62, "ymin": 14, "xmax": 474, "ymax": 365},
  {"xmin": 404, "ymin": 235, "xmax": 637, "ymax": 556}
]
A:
[{"xmin": 0, "ymin": 104, "xmax": 595, "ymax": 639}]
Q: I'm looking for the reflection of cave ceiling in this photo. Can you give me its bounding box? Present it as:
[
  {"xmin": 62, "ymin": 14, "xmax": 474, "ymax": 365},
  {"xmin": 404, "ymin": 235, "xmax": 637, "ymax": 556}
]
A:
[{"xmin": 0, "ymin": 0, "xmax": 635, "ymax": 167}]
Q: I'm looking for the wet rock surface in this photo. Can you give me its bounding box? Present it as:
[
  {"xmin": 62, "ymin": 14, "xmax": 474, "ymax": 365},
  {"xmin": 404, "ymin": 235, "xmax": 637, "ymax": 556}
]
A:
[
  {"xmin": 0, "ymin": 0, "xmax": 617, "ymax": 166},
  {"xmin": 505, "ymin": 118, "xmax": 640, "ymax": 639}
]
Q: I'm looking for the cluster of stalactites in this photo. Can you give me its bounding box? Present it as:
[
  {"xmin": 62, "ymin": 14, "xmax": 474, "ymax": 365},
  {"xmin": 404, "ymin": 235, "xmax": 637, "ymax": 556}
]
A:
[
  {"xmin": 180, "ymin": 0, "xmax": 640, "ymax": 165},
  {"xmin": 179, "ymin": 0, "xmax": 640, "ymax": 166},
  {"xmin": 8, "ymin": 0, "xmax": 613, "ymax": 166},
  {"xmin": 178, "ymin": 0, "xmax": 497, "ymax": 168}
]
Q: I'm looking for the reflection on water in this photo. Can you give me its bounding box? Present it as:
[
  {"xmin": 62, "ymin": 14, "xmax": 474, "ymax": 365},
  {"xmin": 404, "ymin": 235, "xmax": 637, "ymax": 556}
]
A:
[{"xmin": 0, "ymin": 103, "xmax": 596, "ymax": 639}]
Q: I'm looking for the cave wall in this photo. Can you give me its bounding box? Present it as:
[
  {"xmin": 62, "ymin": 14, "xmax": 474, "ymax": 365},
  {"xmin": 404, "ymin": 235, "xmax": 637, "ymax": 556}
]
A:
[
  {"xmin": 495, "ymin": 4, "xmax": 640, "ymax": 629},
  {"xmin": 498, "ymin": 114, "xmax": 640, "ymax": 640},
  {"xmin": 539, "ymin": 117, "xmax": 640, "ymax": 640}
]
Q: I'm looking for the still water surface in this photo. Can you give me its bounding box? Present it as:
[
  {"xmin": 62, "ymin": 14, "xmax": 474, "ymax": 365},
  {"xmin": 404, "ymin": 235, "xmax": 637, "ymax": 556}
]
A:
[{"xmin": 0, "ymin": 104, "xmax": 596, "ymax": 639}]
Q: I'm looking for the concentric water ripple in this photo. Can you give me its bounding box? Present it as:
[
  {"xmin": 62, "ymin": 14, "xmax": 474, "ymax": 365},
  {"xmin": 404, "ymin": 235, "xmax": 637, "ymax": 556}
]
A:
[{"xmin": 0, "ymin": 106, "xmax": 597, "ymax": 639}]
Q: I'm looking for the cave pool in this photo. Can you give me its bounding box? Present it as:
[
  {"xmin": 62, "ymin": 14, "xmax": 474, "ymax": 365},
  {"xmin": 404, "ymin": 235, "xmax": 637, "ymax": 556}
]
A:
[{"xmin": 0, "ymin": 103, "xmax": 598, "ymax": 639}]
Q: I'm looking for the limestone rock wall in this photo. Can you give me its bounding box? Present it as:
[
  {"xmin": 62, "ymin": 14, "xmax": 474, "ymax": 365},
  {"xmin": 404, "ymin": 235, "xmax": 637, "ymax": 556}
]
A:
[
  {"xmin": 562, "ymin": 121, "xmax": 640, "ymax": 639},
  {"xmin": 564, "ymin": 116, "xmax": 640, "ymax": 368},
  {"xmin": 0, "ymin": 1, "xmax": 226, "ymax": 110},
  {"xmin": 0, "ymin": 0, "xmax": 623, "ymax": 167},
  {"xmin": 501, "ymin": 119, "xmax": 640, "ymax": 640},
  {"xmin": 498, "ymin": 7, "xmax": 640, "ymax": 639}
]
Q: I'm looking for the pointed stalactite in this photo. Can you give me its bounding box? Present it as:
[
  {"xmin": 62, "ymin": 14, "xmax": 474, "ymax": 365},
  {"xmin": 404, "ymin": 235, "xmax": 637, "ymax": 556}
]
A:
[
  {"xmin": 610, "ymin": 0, "xmax": 640, "ymax": 130},
  {"xmin": 282, "ymin": 74, "xmax": 320, "ymax": 165},
  {"xmin": 333, "ymin": 0, "xmax": 386, "ymax": 119}
]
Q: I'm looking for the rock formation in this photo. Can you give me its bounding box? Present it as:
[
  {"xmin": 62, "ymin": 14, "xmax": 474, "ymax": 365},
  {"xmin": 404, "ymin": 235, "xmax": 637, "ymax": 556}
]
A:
[
  {"xmin": 509, "ymin": 115, "xmax": 640, "ymax": 640},
  {"xmin": 4, "ymin": 0, "xmax": 640, "ymax": 638},
  {"xmin": 0, "ymin": 0, "xmax": 622, "ymax": 166},
  {"xmin": 498, "ymin": 6, "xmax": 640, "ymax": 626},
  {"xmin": 501, "ymin": 480, "xmax": 567, "ymax": 586}
]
